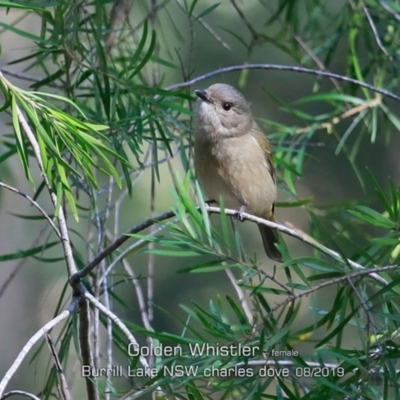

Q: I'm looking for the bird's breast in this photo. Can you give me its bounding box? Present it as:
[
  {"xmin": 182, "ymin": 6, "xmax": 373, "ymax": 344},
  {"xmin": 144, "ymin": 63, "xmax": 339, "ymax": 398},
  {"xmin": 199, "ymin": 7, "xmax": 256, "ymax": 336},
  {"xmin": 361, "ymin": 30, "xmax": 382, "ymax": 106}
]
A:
[{"xmin": 194, "ymin": 135, "xmax": 276, "ymax": 217}]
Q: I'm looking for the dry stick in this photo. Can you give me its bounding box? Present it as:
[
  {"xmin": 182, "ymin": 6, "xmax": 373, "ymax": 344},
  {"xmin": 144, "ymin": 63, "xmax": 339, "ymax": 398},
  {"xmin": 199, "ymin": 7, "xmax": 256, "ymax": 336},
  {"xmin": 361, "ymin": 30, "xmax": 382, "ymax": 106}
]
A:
[
  {"xmin": 165, "ymin": 64, "xmax": 400, "ymax": 103},
  {"xmin": 45, "ymin": 334, "xmax": 72, "ymax": 400},
  {"xmin": 0, "ymin": 182, "xmax": 61, "ymax": 238},
  {"xmin": 0, "ymin": 299, "xmax": 78, "ymax": 397}
]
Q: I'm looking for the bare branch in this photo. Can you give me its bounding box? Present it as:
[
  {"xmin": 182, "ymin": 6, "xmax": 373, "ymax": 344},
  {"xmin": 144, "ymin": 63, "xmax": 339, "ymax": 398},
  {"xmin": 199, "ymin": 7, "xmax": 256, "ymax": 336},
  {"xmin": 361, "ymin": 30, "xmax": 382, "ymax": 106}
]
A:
[
  {"xmin": 0, "ymin": 299, "xmax": 78, "ymax": 397},
  {"xmin": 0, "ymin": 182, "xmax": 61, "ymax": 238},
  {"xmin": 165, "ymin": 64, "xmax": 400, "ymax": 103},
  {"xmin": 268, "ymin": 264, "xmax": 399, "ymax": 316},
  {"xmin": 72, "ymin": 205, "xmax": 390, "ymax": 287},
  {"xmin": 45, "ymin": 335, "xmax": 72, "ymax": 400},
  {"xmin": 360, "ymin": 0, "xmax": 391, "ymax": 58},
  {"xmin": 12, "ymin": 99, "xmax": 78, "ymax": 277},
  {"xmin": 79, "ymin": 298, "xmax": 98, "ymax": 400},
  {"xmin": 1, "ymin": 390, "xmax": 41, "ymax": 400}
]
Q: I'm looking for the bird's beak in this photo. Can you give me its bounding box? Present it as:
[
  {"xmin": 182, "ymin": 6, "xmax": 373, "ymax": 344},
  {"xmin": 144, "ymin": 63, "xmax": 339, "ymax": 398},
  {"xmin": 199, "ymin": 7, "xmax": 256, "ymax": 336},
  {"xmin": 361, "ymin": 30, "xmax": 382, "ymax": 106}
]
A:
[{"xmin": 195, "ymin": 90, "xmax": 211, "ymax": 103}]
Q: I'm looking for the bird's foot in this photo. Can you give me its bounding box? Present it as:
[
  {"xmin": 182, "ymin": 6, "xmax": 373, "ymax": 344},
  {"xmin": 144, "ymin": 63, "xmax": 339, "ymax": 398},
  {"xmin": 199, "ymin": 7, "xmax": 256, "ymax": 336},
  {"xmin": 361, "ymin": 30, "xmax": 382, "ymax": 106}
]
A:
[
  {"xmin": 205, "ymin": 199, "xmax": 217, "ymax": 206},
  {"xmin": 235, "ymin": 205, "xmax": 247, "ymax": 221}
]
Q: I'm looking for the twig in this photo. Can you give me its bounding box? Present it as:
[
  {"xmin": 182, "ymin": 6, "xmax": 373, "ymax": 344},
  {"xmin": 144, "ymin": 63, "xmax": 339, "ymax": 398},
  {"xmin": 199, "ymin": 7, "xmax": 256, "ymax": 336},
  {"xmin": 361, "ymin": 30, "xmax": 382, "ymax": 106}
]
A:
[
  {"xmin": 206, "ymin": 206, "xmax": 389, "ymax": 286},
  {"xmin": 70, "ymin": 210, "xmax": 176, "ymax": 285},
  {"xmin": 360, "ymin": 0, "xmax": 391, "ymax": 58},
  {"xmin": 0, "ymin": 182, "xmax": 61, "ymax": 238},
  {"xmin": 79, "ymin": 298, "xmax": 98, "ymax": 400},
  {"xmin": 45, "ymin": 334, "xmax": 72, "ymax": 400},
  {"xmin": 225, "ymin": 268, "xmax": 253, "ymax": 325},
  {"xmin": 379, "ymin": 0, "xmax": 400, "ymax": 21},
  {"xmin": 1, "ymin": 390, "xmax": 41, "ymax": 400},
  {"xmin": 14, "ymin": 101, "xmax": 78, "ymax": 277},
  {"xmin": 269, "ymin": 264, "xmax": 399, "ymax": 316},
  {"xmin": 0, "ymin": 298, "xmax": 78, "ymax": 397},
  {"xmin": 83, "ymin": 292, "xmax": 153, "ymax": 374},
  {"xmin": 83, "ymin": 290, "xmax": 165, "ymax": 398},
  {"xmin": 0, "ymin": 225, "xmax": 49, "ymax": 299},
  {"xmin": 123, "ymin": 260, "xmax": 154, "ymax": 332},
  {"xmin": 165, "ymin": 64, "xmax": 400, "ymax": 103},
  {"xmin": 294, "ymin": 96, "xmax": 381, "ymax": 134},
  {"xmin": 99, "ymin": 223, "xmax": 168, "ymax": 285},
  {"xmin": 71, "ymin": 206, "xmax": 390, "ymax": 287},
  {"xmin": 175, "ymin": 0, "xmax": 231, "ymax": 50}
]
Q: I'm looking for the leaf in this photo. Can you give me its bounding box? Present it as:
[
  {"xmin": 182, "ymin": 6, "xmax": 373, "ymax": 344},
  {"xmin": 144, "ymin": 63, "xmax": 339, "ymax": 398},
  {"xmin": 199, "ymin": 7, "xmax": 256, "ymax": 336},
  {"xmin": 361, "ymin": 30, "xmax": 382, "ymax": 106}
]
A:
[
  {"xmin": 178, "ymin": 259, "xmax": 233, "ymax": 274},
  {"xmin": 0, "ymin": 241, "xmax": 59, "ymax": 261},
  {"xmin": 196, "ymin": 3, "xmax": 221, "ymax": 19},
  {"xmin": 348, "ymin": 205, "xmax": 396, "ymax": 229}
]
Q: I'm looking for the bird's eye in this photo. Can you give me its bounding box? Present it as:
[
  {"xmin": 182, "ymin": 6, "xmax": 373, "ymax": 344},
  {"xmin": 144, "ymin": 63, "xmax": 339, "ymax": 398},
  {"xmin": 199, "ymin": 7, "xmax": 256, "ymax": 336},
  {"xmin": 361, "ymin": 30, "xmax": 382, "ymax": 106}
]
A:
[{"xmin": 222, "ymin": 102, "xmax": 233, "ymax": 111}]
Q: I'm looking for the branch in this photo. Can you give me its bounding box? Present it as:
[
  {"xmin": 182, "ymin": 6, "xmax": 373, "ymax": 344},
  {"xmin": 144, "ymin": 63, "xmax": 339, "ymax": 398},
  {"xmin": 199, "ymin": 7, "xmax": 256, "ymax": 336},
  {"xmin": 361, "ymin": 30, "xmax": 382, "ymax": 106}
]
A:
[
  {"xmin": 360, "ymin": 0, "xmax": 390, "ymax": 58},
  {"xmin": 14, "ymin": 102, "xmax": 77, "ymax": 277},
  {"xmin": 79, "ymin": 298, "xmax": 98, "ymax": 400},
  {"xmin": 71, "ymin": 204, "xmax": 390, "ymax": 291},
  {"xmin": 165, "ymin": 64, "xmax": 400, "ymax": 103},
  {"xmin": 0, "ymin": 298, "xmax": 78, "ymax": 397},
  {"xmin": 45, "ymin": 335, "xmax": 72, "ymax": 400},
  {"xmin": 1, "ymin": 391, "xmax": 41, "ymax": 400},
  {"xmin": 83, "ymin": 291, "xmax": 163, "ymax": 386},
  {"xmin": 70, "ymin": 210, "xmax": 176, "ymax": 285},
  {"xmin": 205, "ymin": 206, "xmax": 389, "ymax": 286},
  {"xmin": 0, "ymin": 182, "xmax": 61, "ymax": 238},
  {"xmin": 268, "ymin": 264, "xmax": 399, "ymax": 316}
]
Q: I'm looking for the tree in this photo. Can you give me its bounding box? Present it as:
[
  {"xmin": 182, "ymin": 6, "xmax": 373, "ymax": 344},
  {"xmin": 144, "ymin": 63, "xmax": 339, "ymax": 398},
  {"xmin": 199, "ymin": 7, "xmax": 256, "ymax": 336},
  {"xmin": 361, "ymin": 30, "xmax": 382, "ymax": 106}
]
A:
[{"xmin": 0, "ymin": 1, "xmax": 399, "ymax": 399}]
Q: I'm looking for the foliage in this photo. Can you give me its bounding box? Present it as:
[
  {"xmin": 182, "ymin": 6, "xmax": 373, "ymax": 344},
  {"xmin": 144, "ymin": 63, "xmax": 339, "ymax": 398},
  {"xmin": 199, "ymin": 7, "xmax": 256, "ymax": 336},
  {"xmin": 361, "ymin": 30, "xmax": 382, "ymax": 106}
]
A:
[{"xmin": 0, "ymin": 0, "xmax": 399, "ymax": 399}]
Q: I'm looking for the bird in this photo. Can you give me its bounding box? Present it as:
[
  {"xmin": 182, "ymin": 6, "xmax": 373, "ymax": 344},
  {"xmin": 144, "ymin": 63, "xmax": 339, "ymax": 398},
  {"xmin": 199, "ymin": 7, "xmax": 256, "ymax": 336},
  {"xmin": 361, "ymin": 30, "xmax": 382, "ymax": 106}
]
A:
[{"xmin": 193, "ymin": 83, "xmax": 282, "ymax": 262}]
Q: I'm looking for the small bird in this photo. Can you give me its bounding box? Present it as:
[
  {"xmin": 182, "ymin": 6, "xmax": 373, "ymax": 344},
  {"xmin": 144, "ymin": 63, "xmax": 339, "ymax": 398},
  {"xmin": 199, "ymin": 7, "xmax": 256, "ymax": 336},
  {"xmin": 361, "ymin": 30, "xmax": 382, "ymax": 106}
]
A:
[{"xmin": 193, "ymin": 83, "xmax": 282, "ymax": 262}]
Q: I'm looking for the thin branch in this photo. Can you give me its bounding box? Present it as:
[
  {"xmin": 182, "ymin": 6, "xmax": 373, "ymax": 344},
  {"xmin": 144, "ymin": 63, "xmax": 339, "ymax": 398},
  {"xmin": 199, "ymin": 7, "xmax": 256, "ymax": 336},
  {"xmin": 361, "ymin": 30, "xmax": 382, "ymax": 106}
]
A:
[
  {"xmin": 13, "ymin": 101, "xmax": 78, "ymax": 277},
  {"xmin": 360, "ymin": 0, "xmax": 391, "ymax": 58},
  {"xmin": 0, "ymin": 299, "xmax": 78, "ymax": 397},
  {"xmin": 123, "ymin": 259, "xmax": 154, "ymax": 332},
  {"xmin": 79, "ymin": 298, "xmax": 98, "ymax": 400},
  {"xmin": 165, "ymin": 64, "xmax": 400, "ymax": 103},
  {"xmin": 1, "ymin": 391, "xmax": 41, "ymax": 400},
  {"xmin": 71, "ymin": 206, "xmax": 390, "ymax": 287},
  {"xmin": 294, "ymin": 96, "xmax": 382, "ymax": 134},
  {"xmin": 45, "ymin": 335, "xmax": 72, "ymax": 400},
  {"xmin": 208, "ymin": 207, "xmax": 389, "ymax": 285},
  {"xmin": 225, "ymin": 268, "xmax": 253, "ymax": 325},
  {"xmin": 175, "ymin": 0, "xmax": 231, "ymax": 50},
  {"xmin": 99, "ymin": 223, "xmax": 170, "ymax": 285},
  {"xmin": 0, "ymin": 225, "xmax": 49, "ymax": 300},
  {"xmin": 83, "ymin": 292, "xmax": 153, "ymax": 374},
  {"xmin": 269, "ymin": 264, "xmax": 399, "ymax": 316},
  {"xmin": 70, "ymin": 210, "xmax": 176, "ymax": 285},
  {"xmin": 0, "ymin": 182, "xmax": 61, "ymax": 238},
  {"xmin": 379, "ymin": 0, "xmax": 400, "ymax": 21}
]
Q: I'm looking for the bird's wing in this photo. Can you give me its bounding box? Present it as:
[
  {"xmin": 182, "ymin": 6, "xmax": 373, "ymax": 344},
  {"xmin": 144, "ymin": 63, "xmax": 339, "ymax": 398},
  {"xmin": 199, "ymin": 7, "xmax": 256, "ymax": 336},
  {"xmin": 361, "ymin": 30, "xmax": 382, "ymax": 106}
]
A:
[{"xmin": 250, "ymin": 122, "xmax": 276, "ymax": 184}]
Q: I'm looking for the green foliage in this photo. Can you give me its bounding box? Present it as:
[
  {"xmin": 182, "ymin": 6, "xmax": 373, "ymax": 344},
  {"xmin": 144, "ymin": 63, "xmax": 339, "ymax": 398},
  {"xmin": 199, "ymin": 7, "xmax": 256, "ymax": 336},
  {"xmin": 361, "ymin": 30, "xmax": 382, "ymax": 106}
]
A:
[{"xmin": 0, "ymin": 0, "xmax": 399, "ymax": 399}]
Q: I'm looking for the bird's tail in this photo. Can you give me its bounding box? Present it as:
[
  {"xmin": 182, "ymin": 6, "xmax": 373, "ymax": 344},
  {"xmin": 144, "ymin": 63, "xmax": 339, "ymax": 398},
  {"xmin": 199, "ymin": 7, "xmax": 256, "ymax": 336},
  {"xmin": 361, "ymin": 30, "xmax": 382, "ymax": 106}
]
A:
[{"xmin": 257, "ymin": 224, "xmax": 282, "ymax": 262}]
